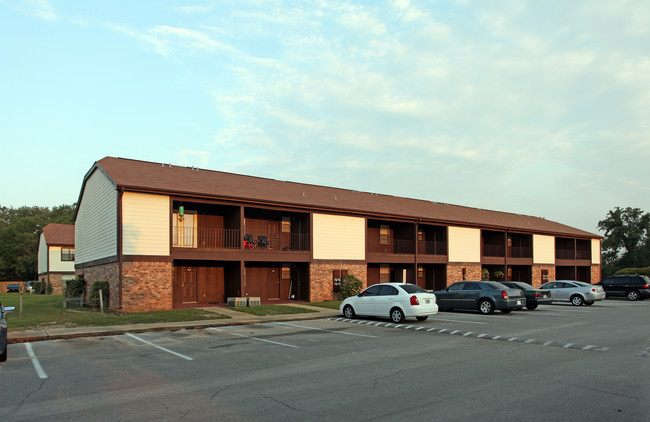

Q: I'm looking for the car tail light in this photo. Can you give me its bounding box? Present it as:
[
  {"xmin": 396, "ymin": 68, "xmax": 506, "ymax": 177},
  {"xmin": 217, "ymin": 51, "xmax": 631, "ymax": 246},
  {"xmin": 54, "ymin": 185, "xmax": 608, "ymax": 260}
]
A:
[
  {"xmin": 643, "ymin": 284, "xmax": 649, "ymax": 289},
  {"xmin": 501, "ymin": 290, "xmax": 509, "ymax": 299},
  {"xmin": 410, "ymin": 295, "xmax": 419, "ymax": 306},
  {"xmin": 532, "ymin": 293, "xmax": 542, "ymax": 298},
  {"xmin": 591, "ymin": 288, "xmax": 596, "ymax": 292}
]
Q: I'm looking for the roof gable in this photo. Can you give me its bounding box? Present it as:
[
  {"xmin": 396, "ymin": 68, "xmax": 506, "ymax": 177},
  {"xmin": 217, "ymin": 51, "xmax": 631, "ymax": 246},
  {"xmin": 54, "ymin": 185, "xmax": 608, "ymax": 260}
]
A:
[{"xmin": 42, "ymin": 223, "xmax": 75, "ymax": 246}]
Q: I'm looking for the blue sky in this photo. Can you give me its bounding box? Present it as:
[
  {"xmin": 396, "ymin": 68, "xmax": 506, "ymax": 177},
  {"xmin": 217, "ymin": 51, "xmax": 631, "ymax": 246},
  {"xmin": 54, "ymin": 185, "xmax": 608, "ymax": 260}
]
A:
[{"xmin": 2, "ymin": 0, "xmax": 649, "ymax": 234}]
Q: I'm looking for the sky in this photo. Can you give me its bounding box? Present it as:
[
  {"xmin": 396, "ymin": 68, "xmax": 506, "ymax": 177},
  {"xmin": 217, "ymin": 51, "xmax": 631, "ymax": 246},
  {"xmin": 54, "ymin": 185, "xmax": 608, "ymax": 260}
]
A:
[{"xmin": 1, "ymin": 0, "xmax": 649, "ymax": 235}]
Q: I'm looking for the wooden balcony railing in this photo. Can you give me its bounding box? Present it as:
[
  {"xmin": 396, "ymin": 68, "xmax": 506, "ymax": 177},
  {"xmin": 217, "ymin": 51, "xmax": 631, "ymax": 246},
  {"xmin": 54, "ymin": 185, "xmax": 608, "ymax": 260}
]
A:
[
  {"xmin": 173, "ymin": 227, "xmax": 241, "ymax": 249},
  {"xmin": 420, "ymin": 240, "xmax": 447, "ymax": 255},
  {"xmin": 368, "ymin": 239, "xmax": 415, "ymax": 255}
]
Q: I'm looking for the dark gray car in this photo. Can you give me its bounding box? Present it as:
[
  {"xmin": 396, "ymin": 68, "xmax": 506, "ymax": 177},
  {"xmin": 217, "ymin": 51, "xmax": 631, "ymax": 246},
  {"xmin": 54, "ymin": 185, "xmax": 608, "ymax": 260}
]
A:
[
  {"xmin": 1, "ymin": 301, "xmax": 15, "ymax": 362},
  {"xmin": 596, "ymin": 274, "xmax": 650, "ymax": 301},
  {"xmin": 434, "ymin": 281, "xmax": 525, "ymax": 314}
]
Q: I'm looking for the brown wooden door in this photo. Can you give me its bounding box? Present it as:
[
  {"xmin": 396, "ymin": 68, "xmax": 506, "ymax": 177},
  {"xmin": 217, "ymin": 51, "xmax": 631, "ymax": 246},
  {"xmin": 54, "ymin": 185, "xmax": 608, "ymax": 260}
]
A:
[
  {"xmin": 176, "ymin": 267, "xmax": 197, "ymax": 303},
  {"xmin": 197, "ymin": 266, "xmax": 225, "ymax": 303},
  {"xmin": 267, "ymin": 267, "xmax": 280, "ymax": 300}
]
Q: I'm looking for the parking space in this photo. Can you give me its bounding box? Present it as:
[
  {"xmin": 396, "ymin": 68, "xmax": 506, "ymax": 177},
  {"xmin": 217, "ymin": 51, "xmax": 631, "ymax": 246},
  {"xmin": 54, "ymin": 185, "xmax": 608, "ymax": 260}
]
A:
[{"xmin": 1, "ymin": 301, "xmax": 649, "ymax": 421}]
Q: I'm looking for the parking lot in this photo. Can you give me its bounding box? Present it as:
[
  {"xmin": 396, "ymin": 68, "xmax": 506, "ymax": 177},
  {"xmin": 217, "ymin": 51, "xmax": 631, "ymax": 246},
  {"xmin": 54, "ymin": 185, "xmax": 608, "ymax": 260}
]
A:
[{"xmin": 1, "ymin": 300, "xmax": 648, "ymax": 421}]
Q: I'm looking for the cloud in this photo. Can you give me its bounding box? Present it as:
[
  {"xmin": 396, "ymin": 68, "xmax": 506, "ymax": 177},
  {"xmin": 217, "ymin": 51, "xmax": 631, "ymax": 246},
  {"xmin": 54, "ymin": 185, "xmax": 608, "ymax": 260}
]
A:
[{"xmin": 8, "ymin": 0, "xmax": 57, "ymax": 20}]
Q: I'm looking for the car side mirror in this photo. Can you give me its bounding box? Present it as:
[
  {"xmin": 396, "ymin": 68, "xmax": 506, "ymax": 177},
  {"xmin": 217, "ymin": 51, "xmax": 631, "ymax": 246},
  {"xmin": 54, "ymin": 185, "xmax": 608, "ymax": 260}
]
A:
[{"xmin": 4, "ymin": 306, "xmax": 14, "ymax": 313}]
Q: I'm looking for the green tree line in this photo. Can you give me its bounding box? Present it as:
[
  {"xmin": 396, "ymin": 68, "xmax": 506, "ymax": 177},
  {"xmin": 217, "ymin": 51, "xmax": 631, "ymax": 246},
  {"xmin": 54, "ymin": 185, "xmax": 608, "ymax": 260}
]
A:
[
  {"xmin": 0, "ymin": 204, "xmax": 647, "ymax": 281},
  {"xmin": 0, "ymin": 204, "xmax": 75, "ymax": 281}
]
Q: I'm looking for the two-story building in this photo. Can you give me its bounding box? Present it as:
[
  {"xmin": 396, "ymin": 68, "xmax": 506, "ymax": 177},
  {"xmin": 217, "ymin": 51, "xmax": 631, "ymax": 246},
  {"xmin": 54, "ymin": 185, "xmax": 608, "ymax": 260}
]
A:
[
  {"xmin": 74, "ymin": 157, "xmax": 601, "ymax": 312},
  {"xmin": 38, "ymin": 223, "xmax": 76, "ymax": 294}
]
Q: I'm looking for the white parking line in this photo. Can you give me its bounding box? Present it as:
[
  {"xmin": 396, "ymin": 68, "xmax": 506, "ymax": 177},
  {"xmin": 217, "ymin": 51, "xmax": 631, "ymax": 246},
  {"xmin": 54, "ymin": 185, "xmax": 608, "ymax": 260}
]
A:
[
  {"xmin": 275, "ymin": 322, "xmax": 380, "ymax": 338},
  {"xmin": 25, "ymin": 343, "xmax": 48, "ymax": 379},
  {"xmin": 126, "ymin": 333, "xmax": 194, "ymax": 360},
  {"xmin": 433, "ymin": 318, "xmax": 487, "ymax": 325},
  {"xmin": 209, "ymin": 328, "xmax": 299, "ymax": 349}
]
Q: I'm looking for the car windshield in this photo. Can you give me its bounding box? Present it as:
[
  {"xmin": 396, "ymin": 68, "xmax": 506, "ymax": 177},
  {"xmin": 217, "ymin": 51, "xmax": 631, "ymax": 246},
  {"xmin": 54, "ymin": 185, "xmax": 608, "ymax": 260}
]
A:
[{"xmin": 398, "ymin": 284, "xmax": 427, "ymax": 294}]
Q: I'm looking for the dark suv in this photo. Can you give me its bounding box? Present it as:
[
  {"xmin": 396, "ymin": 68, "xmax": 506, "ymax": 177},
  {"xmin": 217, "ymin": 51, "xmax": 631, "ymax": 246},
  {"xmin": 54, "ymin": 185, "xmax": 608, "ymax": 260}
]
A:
[{"xmin": 597, "ymin": 275, "xmax": 650, "ymax": 301}]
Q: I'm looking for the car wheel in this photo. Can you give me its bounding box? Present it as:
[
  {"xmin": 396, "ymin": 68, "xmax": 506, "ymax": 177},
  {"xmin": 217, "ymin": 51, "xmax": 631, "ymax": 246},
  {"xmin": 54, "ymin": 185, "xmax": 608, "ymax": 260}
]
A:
[
  {"xmin": 584, "ymin": 301, "xmax": 594, "ymax": 306},
  {"xmin": 0, "ymin": 342, "xmax": 6, "ymax": 363},
  {"xmin": 626, "ymin": 290, "xmax": 640, "ymax": 301},
  {"xmin": 390, "ymin": 307, "xmax": 405, "ymax": 324},
  {"xmin": 416, "ymin": 316, "xmax": 428, "ymax": 321},
  {"xmin": 343, "ymin": 305, "xmax": 356, "ymax": 319},
  {"xmin": 478, "ymin": 299, "xmax": 494, "ymax": 315},
  {"xmin": 526, "ymin": 304, "xmax": 538, "ymax": 310},
  {"xmin": 571, "ymin": 295, "xmax": 584, "ymax": 306}
]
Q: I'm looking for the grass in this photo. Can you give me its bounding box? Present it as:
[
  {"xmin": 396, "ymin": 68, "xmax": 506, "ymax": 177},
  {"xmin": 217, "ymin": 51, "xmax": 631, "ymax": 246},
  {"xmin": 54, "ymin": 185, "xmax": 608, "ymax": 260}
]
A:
[
  {"xmin": 230, "ymin": 304, "xmax": 320, "ymax": 316},
  {"xmin": 303, "ymin": 300, "xmax": 342, "ymax": 310},
  {"xmin": 0, "ymin": 293, "xmax": 229, "ymax": 332}
]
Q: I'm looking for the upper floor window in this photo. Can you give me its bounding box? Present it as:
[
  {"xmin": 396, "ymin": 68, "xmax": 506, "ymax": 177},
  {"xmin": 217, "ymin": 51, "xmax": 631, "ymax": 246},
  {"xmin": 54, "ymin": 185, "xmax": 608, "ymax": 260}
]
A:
[
  {"xmin": 61, "ymin": 248, "xmax": 75, "ymax": 261},
  {"xmin": 282, "ymin": 217, "xmax": 291, "ymax": 233},
  {"xmin": 380, "ymin": 225, "xmax": 390, "ymax": 245}
]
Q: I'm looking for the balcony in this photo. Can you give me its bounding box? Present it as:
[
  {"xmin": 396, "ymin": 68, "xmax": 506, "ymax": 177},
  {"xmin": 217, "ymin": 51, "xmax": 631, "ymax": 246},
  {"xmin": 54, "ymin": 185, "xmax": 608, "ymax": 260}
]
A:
[
  {"xmin": 509, "ymin": 246, "xmax": 532, "ymax": 258},
  {"xmin": 243, "ymin": 232, "xmax": 310, "ymax": 251},
  {"xmin": 368, "ymin": 239, "xmax": 415, "ymax": 255},
  {"xmin": 420, "ymin": 240, "xmax": 447, "ymax": 255},
  {"xmin": 173, "ymin": 227, "xmax": 241, "ymax": 249},
  {"xmin": 483, "ymin": 244, "xmax": 506, "ymax": 257}
]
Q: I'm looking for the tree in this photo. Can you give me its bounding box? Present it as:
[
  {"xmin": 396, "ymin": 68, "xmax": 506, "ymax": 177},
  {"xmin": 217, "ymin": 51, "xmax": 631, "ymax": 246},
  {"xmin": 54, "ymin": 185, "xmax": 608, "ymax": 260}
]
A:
[
  {"xmin": 597, "ymin": 207, "xmax": 650, "ymax": 276},
  {"xmin": 0, "ymin": 204, "xmax": 75, "ymax": 281}
]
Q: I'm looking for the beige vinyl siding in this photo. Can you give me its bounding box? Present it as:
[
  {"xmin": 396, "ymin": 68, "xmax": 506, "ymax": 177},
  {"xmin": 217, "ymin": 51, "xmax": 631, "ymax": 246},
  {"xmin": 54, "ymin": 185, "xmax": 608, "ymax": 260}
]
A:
[
  {"xmin": 48, "ymin": 246, "xmax": 76, "ymax": 272},
  {"xmin": 75, "ymin": 169, "xmax": 118, "ymax": 264},
  {"xmin": 448, "ymin": 226, "xmax": 480, "ymax": 263},
  {"xmin": 122, "ymin": 192, "xmax": 170, "ymax": 256},
  {"xmin": 591, "ymin": 239, "xmax": 601, "ymax": 264},
  {"xmin": 533, "ymin": 234, "xmax": 555, "ymax": 264},
  {"xmin": 313, "ymin": 213, "xmax": 365, "ymax": 260},
  {"xmin": 37, "ymin": 233, "xmax": 48, "ymax": 274}
]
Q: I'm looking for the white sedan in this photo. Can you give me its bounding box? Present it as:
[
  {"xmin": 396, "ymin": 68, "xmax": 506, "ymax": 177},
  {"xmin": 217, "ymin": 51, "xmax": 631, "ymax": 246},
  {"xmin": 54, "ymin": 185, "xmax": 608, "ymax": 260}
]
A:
[{"xmin": 340, "ymin": 282, "xmax": 438, "ymax": 323}]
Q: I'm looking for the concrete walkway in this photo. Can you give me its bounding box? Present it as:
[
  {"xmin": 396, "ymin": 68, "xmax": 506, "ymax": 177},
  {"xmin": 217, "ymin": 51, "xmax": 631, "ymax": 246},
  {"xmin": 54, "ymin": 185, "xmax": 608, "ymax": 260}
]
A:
[{"xmin": 7, "ymin": 304, "xmax": 342, "ymax": 343}]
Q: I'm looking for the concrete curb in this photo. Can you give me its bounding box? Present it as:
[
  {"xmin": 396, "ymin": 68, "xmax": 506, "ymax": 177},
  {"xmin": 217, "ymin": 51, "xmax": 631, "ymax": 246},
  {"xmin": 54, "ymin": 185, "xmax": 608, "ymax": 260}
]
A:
[{"xmin": 7, "ymin": 306, "xmax": 342, "ymax": 343}]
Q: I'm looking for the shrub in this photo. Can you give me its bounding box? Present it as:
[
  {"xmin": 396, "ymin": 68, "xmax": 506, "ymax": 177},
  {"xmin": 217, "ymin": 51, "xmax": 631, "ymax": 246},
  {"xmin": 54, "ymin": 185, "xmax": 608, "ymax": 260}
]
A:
[
  {"xmin": 340, "ymin": 274, "xmax": 363, "ymax": 298},
  {"xmin": 481, "ymin": 269, "xmax": 489, "ymax": 281},
  {"xmin": 66, "ymin": 278, "xmax": 86, "ymax": 298},
  {"xmin": 614, "ymin": 267, "xmax": 650, "ymax": 277},
  {"xmin": 90, "ymin": 281, "xmax": 109, "ymax": 309},
  {"xmin": 46, "ymin": 281, "xmax": 53, "ymax": 295},
  {"xmin": 32, "ymin": 281, "xmax": 46, "ymax": 294}
]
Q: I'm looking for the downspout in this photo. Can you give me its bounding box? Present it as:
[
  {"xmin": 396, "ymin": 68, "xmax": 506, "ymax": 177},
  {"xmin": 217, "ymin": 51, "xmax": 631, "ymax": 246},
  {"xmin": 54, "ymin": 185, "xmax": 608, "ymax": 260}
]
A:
[
  {"xmin": 504, "ymin": 229, "xmax": 509, "ymax": 281},
  {"xmin": 117, "ymin": 186, "xmax": 124, "ymax": 310}
]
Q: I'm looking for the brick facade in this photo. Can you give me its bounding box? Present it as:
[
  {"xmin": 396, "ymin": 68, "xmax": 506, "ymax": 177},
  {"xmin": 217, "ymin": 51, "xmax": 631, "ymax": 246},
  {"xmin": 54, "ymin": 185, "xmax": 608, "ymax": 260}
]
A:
[
  {"xmin": 310, "ymin": 262, "xmax": 367, "ymax": 302},
  {"xmin": 531, "ymin": 265, "xmax": 555, "ymax": 288},
  {"xmin": 591, "ymin": 265, "xmax": 601, "ymax": 284},
  {"xmin": 446, "ymin": 263, "xmax": 482, "ymax": 285},
  {"xmin": 76, "ymin": 261, "xmax": 120, "ymax": 311},
  {"xmin": 121, "ymin": 261, "xmax": 173, "ymax": 313}
]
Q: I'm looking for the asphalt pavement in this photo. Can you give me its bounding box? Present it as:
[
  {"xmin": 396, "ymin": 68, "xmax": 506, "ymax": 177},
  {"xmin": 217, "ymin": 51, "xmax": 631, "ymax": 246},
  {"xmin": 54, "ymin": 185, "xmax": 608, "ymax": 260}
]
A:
[{"xmin": 7, "ymin": 303, "xmax": 342, "ymax": 344}]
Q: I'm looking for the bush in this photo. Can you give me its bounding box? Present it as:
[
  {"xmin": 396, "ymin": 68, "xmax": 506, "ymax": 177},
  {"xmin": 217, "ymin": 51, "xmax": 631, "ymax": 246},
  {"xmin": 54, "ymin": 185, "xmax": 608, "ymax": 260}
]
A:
[
  {"xmin": 340, "ymin": 275, "xmax": 363, "ymax": 298},
  {"xmin": 90, "ymin": 281, "xmax": 109, "ymax": 309},
  {"xmin": 614, "ymin": 267, "xmax": 650, "ymax": 277},
  {"xmin": 66, "ymin": 278, "xmax": 86, "ymax": 298},
  {"xmin": 46, "ymin": 281, "xmax": 53, "ymax": 295},
  {"xmin": 32, "ymin": 281, "xmax": 46, "ymax": 294}
]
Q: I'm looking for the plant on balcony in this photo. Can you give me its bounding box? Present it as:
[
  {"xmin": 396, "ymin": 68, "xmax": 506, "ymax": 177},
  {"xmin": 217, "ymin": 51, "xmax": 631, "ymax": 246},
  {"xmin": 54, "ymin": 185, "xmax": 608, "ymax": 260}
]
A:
[
  {"xmin": 340, "ymin": 275, "xmax": 363, "ymax": 298},
  {"xmin": 481, "ymin": 269, "xmax": 490, "ymax": 281},
  {"xmin": 493, "ymin": 270, "xmax": 505, "ymax": 280}
]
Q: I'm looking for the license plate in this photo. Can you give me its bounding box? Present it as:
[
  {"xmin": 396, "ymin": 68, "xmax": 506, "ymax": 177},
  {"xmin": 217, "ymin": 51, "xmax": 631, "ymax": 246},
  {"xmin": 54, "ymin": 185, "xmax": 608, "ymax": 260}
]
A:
[
  {"xmin": 543, "ymin": 295, "xmax": 547, "ymax": 298},
  {"xmin": 517, "ymin": 300, "xmax": 522, "ymax": 305}
]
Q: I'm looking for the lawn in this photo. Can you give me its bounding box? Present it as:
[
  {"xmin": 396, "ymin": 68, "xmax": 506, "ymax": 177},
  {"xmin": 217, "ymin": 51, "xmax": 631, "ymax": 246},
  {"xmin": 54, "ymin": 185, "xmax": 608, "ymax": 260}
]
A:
[
  {"xmin": 303, "ymin": 300, "xmax": 342, "ymax": 310},
  {"xmin": 229, "ymin": 304, "xmax": 320, "ymax": 316},
  {"xmin": 0, "ymin": 293, "xmax": 229, "ymax": 332}
]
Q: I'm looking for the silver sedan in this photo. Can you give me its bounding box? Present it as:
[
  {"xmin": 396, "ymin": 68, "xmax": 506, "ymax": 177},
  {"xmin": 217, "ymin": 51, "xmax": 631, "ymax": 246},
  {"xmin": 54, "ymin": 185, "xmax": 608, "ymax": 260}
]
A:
[{"xmin": 539, "ymin": 280, "xmax": 606, "ymax": 306}]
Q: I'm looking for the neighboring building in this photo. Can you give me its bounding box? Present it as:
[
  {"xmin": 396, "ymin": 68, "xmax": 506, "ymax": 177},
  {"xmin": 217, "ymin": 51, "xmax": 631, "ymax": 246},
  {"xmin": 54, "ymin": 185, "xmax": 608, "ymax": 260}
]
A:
[
  {"xmin": 38, "ymin": 223, "xmax": 76, "ymax": 294},
  {"xmin": 74, "ymin": 157, "xmax": 602, "ymax": 313}
]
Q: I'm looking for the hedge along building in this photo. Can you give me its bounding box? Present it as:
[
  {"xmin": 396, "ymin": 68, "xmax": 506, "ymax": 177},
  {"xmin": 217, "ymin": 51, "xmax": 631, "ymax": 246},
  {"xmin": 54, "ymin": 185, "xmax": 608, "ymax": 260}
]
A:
[{"xmin": 73, "ymin": 157, "xmax": 602, "ymax": 313}]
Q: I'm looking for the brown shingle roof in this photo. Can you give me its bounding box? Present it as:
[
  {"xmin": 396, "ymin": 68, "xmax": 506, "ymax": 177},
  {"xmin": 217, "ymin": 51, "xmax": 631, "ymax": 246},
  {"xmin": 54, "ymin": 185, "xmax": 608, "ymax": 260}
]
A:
[
  {"xmin": 42, "ymin": 223, "xmax": 75, "ymax": 246},
  {"xmin": 88, "ymin": 157, "xmax": 598, "ymax": 238}
]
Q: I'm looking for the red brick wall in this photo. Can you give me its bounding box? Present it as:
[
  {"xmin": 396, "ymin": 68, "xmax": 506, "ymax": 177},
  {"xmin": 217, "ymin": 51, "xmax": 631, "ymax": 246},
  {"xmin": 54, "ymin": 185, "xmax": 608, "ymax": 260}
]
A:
[
  {"xmin": 446, "ymin": 263, "xmax": 481, "ymax": 285},
  {"xmin": 121, "ymin": 261, "xmax": 173, "ymax": 313},
  {"xmin": 310, "ymin": 262, "xmax": 367, "ymax": 302},
  {"xmin": 76, "ymin": 262, "xmax": 120, "ymax": 311},
  {"xmin": 532, "ymin": 265, "xmax": 555, "ymax": 287},
  {"xmin": 591, "ymin": 265, "xmax": 601, "ymax": 284}
]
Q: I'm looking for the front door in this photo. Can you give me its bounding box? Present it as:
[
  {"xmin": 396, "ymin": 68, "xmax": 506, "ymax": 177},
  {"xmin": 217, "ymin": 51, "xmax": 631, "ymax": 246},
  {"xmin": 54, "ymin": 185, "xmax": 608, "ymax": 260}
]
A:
[
  {"xmin": 176, "ymin": 267, "xmax": 197, "ymax": 303},
  {"xmin": 267, "ymin": 267, "xmax": 281, "ymax": 300}
]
